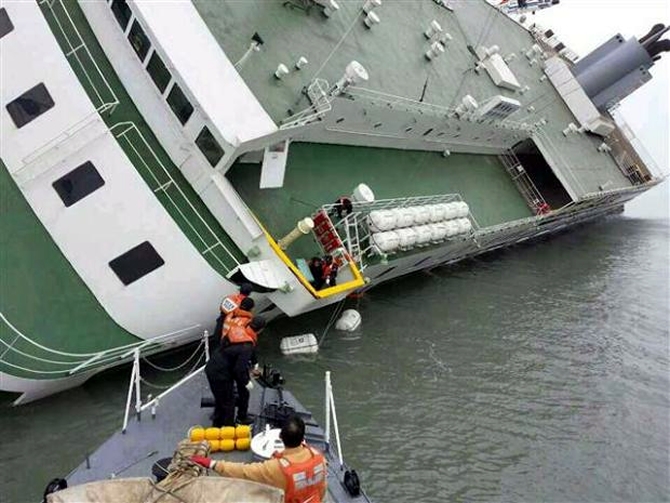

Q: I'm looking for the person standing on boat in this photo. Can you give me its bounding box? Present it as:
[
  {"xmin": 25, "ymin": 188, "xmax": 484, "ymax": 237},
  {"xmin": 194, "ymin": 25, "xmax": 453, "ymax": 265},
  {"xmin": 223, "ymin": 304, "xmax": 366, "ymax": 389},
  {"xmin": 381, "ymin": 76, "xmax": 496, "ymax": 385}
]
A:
[
  {"xmin": 321, "ymin": 255, "xmax": 338, "ymax": 287},
  {"xmin": 205, "ymin": 315, "xmax": 266, "ymax": 427},
  {"xmin": 331, "ymin": 196, "xmax": 353, "ymax": 220},
  {"xmin": 191, "ymin": 414, "xmax": 327, "ymax": 503},
  {"xmin": 214, "ymin": 283, "xmax": 253, "ymax": 340}
]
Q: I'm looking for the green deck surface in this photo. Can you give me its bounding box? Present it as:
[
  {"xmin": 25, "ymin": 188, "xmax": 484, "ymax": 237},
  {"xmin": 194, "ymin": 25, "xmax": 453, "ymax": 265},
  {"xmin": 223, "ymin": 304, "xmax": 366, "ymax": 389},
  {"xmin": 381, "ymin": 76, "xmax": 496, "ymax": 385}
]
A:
[
  {"xmin": 194, "ymin": 0, "xmax": 630, "ymax": 195},
  {"xmin": 40, "ymin": 0, "xmax": 245, "ymax": 274},
  {"xmin": 228, "ymin": 142, "xmax": 532, "ymax": 260},
  {"xmin": 0, "ymin": 160, "xmax": 140, "ymax": 379}
]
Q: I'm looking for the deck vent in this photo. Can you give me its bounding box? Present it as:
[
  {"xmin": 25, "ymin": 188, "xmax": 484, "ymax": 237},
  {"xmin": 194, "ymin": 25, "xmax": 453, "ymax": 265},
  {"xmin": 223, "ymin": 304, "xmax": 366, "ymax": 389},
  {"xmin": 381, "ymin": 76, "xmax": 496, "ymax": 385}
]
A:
[
  {"xmin": 363, "ymin": 0, "xmax": 381, "ymax": 13},
  {"xmin": 313, "ymin": 0, "xmax": 340, "ymax": 17},
  {"xmin": 476, "ymin": 95, "xmax": 521, "ymax": 120},
  {"xmin": 425, "ymin": 41, "xmax": 445, "ymax": 60},
  {"xmin": 453, "ymin": 95, "xmax": 478, "ymax": 117},
  {"xmin": 295, "ymin": 56, "xmax": 308, "ymax": 69},
  {"xmin": 364, "ymin": 11, "xmax": 380, "ymax": 28},
  {"xmin": 424, "ymin": 20, "xmax": 442, "ymax": 40},
  {"xmin": 274, "ymin": 64, "xmax": 289, "ymax": 79},
  {"xmin": 330, "ymin": 61, "xmax": 369, "ymax": 95},
  {"xmin": 440, "ymin": 33, "xmax": 453, "ymax": 46}
]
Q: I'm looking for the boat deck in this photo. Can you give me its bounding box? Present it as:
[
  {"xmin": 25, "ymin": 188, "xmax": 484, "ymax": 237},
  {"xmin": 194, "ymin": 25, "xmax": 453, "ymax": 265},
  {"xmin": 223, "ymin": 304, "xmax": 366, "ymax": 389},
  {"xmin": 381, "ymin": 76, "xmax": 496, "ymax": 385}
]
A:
[
  {"xmin": 228, "ymin": 143, "xmax": 532, "ymax": 261},
  {"xmin": 65, "ymin": 369, "xmax": 371, "ymax": 503},
  {"xmin": 194, "ymin": 0, "xmax": 630, "ymax": 196}
]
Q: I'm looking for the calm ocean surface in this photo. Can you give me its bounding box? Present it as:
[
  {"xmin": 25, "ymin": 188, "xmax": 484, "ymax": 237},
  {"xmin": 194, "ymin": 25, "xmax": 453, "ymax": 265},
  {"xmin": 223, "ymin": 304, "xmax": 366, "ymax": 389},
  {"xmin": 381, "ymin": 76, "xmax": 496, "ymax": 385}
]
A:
[{"xmin": 1, "ymin": 214, "xmax": 668, "ymax": 503}]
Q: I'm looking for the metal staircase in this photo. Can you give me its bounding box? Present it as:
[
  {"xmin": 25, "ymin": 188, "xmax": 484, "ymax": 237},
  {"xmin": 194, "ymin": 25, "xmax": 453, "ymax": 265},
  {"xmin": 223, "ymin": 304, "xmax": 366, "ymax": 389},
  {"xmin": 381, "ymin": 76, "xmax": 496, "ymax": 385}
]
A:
[{"xmin": 499, "ymin": 150, "xmax": 550, "ymax": 215}]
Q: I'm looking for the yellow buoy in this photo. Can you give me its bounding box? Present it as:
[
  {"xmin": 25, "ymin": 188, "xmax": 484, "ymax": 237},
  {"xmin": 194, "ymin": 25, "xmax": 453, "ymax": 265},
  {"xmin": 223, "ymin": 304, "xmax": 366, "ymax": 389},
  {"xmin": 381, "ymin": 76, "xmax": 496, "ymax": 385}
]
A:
[
  {"xmin": 220, "ymin": 439, "xmax": 235, "ymax": 452},
  {"xmin": 208, "ymin": 439, "xmax": 220, "ymax": 452},
  {"xmin": 235, "ymin": 425, "xmax": 251, "ymax": 439},
  {"xmin": 221, "ymin": 426, "xmax": 236, "ymax": 440},
  {"xmin": 189, "ymin": 427, "xmax": 205, "ymax": 442},
  {"xmin": 235, "ymin": 437, "xmax": 251, "ymax": 451},
  {"xmin": 205, "ymin": 427, "xmax": 220, "ymax": 441}
]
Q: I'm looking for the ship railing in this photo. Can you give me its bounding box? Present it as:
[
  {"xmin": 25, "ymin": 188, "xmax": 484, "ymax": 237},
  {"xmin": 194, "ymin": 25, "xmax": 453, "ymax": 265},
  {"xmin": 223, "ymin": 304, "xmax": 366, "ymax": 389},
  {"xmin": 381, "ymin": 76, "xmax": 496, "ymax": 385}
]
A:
[
  {"xmin": 0, "ymin": 311, "xmax": 204, "ymax": 377},
  {"xmin": 111, "ymin": 122, "xmax": 241, "ymax": 274},
  {"xmin": 324, "ymin": 371, "xmax": 346, "ymax": 471},
  {"xmin": 39, "ymin": 0, "xmax": 119, "ymax": 116},
  {"xmin": 121, "ymin": 331, "xmax": 210, "ymax": 433},
  {"xmin": 498, "ymin": 150, "xmax": 549, "ymax": 214},
  {"xmin": 344, "ymin": 87, "xmax": 532, "ymax": 132},
  {"xmin": 280, "ymin": 79, "xmax": 333, "ymax": 130}
]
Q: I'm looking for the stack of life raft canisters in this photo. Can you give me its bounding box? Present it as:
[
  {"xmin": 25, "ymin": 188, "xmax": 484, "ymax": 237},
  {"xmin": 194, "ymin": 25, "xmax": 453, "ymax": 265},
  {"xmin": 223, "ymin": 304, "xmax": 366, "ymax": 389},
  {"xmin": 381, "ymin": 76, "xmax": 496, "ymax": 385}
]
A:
[{"xmin": 188, "ymin": 425, "xmax": 252, "ymax": 452}]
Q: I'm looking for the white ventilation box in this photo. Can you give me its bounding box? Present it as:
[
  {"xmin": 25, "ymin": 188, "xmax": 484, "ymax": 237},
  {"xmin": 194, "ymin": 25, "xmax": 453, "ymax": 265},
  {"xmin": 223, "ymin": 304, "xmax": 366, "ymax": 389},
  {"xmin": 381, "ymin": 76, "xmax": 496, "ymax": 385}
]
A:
[
  {"xmin": 476, "ymin": 96, "xmax": 521, "ymax": 120},
  {"xmin": 482, "ymin": 54, "xmax": 521, "ymax": 91}
]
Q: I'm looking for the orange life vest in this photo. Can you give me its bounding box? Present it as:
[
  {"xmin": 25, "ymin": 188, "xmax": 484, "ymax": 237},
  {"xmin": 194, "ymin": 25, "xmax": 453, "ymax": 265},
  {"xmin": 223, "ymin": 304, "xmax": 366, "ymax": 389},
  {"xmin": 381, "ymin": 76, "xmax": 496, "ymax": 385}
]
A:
[
  {"xmin": 220, "ymin": 293, "xmax": 245, "ymax": 316},
  {"xmin": 222, "ymin": 309, "xmax": 253, "ymax": 339},
  {"xmin": 275, "ymin": 446, "xmax": 326, "ymax": 503},
  {"xmin": 226, "ymin": 324, "xmax": 258, "ymax": 346}
]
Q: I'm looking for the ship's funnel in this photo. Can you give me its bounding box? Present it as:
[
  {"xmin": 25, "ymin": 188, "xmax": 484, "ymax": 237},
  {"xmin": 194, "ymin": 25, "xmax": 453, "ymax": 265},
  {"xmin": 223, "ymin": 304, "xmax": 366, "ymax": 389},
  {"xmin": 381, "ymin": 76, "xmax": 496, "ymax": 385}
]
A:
[{"xmin": 639, "ymin": 23, "xmax": 665, "ymax": 45}]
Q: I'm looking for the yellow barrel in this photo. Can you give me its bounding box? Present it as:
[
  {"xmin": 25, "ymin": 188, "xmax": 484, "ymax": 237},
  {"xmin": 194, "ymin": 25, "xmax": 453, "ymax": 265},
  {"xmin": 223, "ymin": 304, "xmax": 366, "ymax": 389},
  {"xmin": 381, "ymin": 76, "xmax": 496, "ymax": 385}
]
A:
[
  {"xmin": 189, "ymin": 427, "xmax": 205, "ymax": 442},
  {"xmin": 221, "ymin": 426, "xmax": 236, "ymax": 440},
  {"xmin": 235, "ymin": 437, "xmax": 251, "ymax": 451},
  {"xmin": 220, "ymin": 439, "xmax": 235, "ymax": 452},
  {"xmin": 208, "ymin": 439, "xmax": 220, "ymax": 452},
  {"xmin": 235, "ymin": 425, "xmax": 251, "ymax": 439},
  {"xmin": 205, "ymin": 427, "xmax": 220, "ymax": 441}
]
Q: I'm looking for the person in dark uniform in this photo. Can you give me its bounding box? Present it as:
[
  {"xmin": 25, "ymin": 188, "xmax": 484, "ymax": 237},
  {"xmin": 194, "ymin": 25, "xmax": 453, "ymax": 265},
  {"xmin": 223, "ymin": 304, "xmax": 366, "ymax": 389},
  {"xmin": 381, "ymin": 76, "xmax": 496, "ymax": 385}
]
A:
[
  {"xmin": 205, "ymin": 315, "xmax": 266, "ymax": 427},
  {"xmin": 308, "ymin": 256, "xmax": 324, "ymax": 289},
  {"xmin": 331, "ymin": 196, "xmax": 353, "ymax": 220}
]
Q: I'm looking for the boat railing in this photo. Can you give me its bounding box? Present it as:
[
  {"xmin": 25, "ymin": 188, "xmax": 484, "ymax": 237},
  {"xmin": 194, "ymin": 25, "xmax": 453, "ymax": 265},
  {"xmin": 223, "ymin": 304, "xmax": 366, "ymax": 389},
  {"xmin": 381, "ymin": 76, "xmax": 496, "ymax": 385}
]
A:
[
  {"xmin": 498, "ymin": 150, "xmax": 549, "ymax": 215},
  {"xmin": 122, "ymin": 332, "xmax": 210, "ymax": 433},
  {"xmin": 0, "ymin": 311, "xmax": 203, "ymax": 377},
  {"xmin": 280, "ymin": 79, "xmax": 333, "ymax": 130},
  {"xmin": 38, "ymin": 0, "xmax": 119, "ymax": 116},
  {"xmin": 111, "ymin": 122, "xmax": 241, "ymax": 274},
  {"xmin": 324, "ymin": 371, "xmax": 345, "ymax": 470},
  {"xmin": 345, "ymin": 86, "xmax": 532, "ymax": 132}
]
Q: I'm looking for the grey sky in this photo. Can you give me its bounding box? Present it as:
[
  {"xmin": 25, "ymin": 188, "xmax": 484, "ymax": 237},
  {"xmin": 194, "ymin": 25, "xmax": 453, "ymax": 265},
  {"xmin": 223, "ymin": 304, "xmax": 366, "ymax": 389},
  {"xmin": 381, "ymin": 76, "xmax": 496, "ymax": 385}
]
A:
[{"xmin": 531, "ymin": 0, "xmax": 669, "ymax": 219}]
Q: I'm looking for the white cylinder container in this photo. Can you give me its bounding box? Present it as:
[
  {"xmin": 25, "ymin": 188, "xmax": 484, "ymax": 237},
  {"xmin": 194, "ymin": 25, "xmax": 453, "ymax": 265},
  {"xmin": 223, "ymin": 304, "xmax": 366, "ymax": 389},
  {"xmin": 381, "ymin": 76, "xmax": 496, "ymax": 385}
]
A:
[
  {"xmin": 364, "ymin": 11, "xmax": 380, "ymax": 28},
  {"xmin": 414, "ymin": 225, "xmax": 433, "ymax": 246},
  {"xmin": 335, "ymin": 309, "xmax": 362, "ymax": 332},
  {"xmin": 280, "ymin": 334, "xmax": 319, "ymax": 355},
  {"xmin": 274, "ymin": 64, "xmax": 289, "ymax": 79},
  {"xmin": 455, "ymin": 201, "xmax": 470, "ymax": 218},
  {"xmin": 444, "ymin": 220, "xmax": 459, "ymax": 237},
  {"xmin": 323, "ymin": 0, "xmax": 340, "ymax": 17},
  {"xmin": 455, "ymin": 218, "xmax": 472, "ymax": 234},
  {"xmin": 443, "ymin": 202, "xmax": 459, "ymax": 220},
  {"xmin": 396, "ymin": 228, "xmax": 417, "ymax": 249},
  {"xmin": 424, "ymin": 20, "xmax": 442, "ymax": 39},
  {"xmin": 372, "ymin": 231, "xmax": 399, "ymax": 253},
  {"xmin": 413, "ymin": 205, "xmax": 431, "ymax": 225},
  {"xmin": 352, "ymin": 183, "xmax": 375, "ymax": 203},
  {"xmin": 363, "ymin": 0, "xmax": 381, "ymax": 13},
  {"xmin": 367, "ymin": 209, "xmax": 396, "ymax": 232},
  {"xmin": 429, "ymin": 222, "xmax": 448, "ymax": 242},
  {"xmin": 428, "ymin": 204, "xmax": 446, "ymax": 222},
  {"xmin": 395, "ymin": 207, "xmax": 417, "ymax": 228}
]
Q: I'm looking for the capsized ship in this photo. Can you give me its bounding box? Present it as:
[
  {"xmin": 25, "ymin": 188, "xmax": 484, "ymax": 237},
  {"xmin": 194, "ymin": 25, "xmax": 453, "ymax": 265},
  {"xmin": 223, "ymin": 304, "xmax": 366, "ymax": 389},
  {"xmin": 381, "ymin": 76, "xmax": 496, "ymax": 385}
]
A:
[{"xmin": 1, "ymin": 0, "xmax": 667, "ymax": 404}]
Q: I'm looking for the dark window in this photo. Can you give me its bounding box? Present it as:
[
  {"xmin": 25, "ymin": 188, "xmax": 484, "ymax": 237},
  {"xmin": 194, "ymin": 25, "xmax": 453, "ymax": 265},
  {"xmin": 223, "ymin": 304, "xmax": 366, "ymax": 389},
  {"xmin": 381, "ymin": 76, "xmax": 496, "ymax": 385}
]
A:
[
  {"xmin": 412, "ymin": 256, "xmax": 433, "ymax": 268},
  {"xmin": 166, "ymin": 83, "xmax": 193, "ymax": 125},
  {"xmin": 52, "ymin": 161, "xmax": 105, "ymax": 207},
  {"xmin": 6, "ymin": 83, "xmax": 55, "ymax": 128},
  {"xmin": 146, "ymin": 51, "xmax": 171, "ymax": 93},
  {"xmin": 0, "ymin": 8, "xmax": 14, "ymax": 38},
  {"xmin": 195, "ymin": 126, "xmax": 225, "ymax": 167},
  {"xmin": 127, "ymin": 20, "xmax": 150, "ymax": 62},
  {"xmin": 423, "ymin": 128, "xmax": 434, "ymax": 136},
  {"xmin": 109, "ymin": 241, "xmax": 165, "ymax": 285},
  {"xmin": 260, "ymin": 302, "xmax": 277, "ymax": 314},
  {"xmin": 110, "ymin": 0, "xmax": 132, "ymax": 31}
]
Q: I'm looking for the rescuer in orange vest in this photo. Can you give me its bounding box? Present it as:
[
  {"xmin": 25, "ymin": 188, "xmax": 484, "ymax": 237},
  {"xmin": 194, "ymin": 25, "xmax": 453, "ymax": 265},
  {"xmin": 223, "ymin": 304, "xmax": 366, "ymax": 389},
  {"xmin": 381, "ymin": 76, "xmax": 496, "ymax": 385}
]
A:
[
  {"xmin": 213, "ymin": 283, "xmax": 253, "ymax": 341},
  {"xmin": 221, "ymin": 297, "xmax": 254, "ymax": 341},
  {"xmin": 191, "ymin": 414, "xmax": 327, "ymax": 503},
  {"xmin": 205, "ymin": 315, "xmax": 265, "ymax": 427}
]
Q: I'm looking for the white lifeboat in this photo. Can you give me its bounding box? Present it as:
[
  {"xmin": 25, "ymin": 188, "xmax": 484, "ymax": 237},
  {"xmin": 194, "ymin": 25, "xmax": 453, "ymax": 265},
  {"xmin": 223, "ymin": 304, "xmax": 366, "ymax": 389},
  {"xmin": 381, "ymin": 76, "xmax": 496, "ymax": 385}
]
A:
[
  {"xmin": 428, "ymin": 222, "xmax": 448, "ymax": 242},
  {"xmin": 413, "ymin": 205, "xmax": 432, "ymax": 225},
  {"xmin": 396, "ymin": 228, "xmax": 418, "ymax": 249},
  {"xmin": 335, "ymin": 309, "xmax": 362, "ymax": 331},
  {"xmin": 372, "ymin": 231, "xmax": 400, "ymax": 253},
  {"xmin": 413, "ymin": 225, "xmax": 433, "ymax": 246},
  {"xmin": 367, "ymin": 209, "xmax": 396, "ymax": 232}
]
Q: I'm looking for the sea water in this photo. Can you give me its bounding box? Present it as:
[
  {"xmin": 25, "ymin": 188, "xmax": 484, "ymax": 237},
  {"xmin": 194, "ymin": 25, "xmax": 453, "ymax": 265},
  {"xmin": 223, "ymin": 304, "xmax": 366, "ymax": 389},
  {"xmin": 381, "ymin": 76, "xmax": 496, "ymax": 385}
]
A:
[{"xmin": 1, "ymin": 215, "xmax": 668, "ymax": 502}]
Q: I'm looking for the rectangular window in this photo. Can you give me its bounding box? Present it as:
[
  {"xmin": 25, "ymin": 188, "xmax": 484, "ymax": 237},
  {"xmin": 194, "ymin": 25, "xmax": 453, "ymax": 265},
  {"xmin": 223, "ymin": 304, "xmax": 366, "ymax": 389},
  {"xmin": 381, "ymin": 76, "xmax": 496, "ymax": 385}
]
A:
[
  {"xmin": 127, "ymin": 19, "xmax": 150, "ymax": 62},
  {"xmin": 146, "ymin": 51, "xmax": 171, "ymax": 93},
  {"xmin": 166, "ymin": 83, "xmax": 193, "ymax": 125},
  {"xmin": 374, "ymin": 266, "xmax": 396, "ymax": 279},
  {"xmin": 110, "ymin": 0, "xmax": 132, "ymax": 31},
  {"xmin": 109, "ymin": 241, "xmax": 165, "ymax": 286},
  {"xmin": 6, "ymin": 83, "xmax": 55, "ymax": 128},
  {"xmin": 52, "ymin": 161, "xmax": 105, "ymax": 207},
  {"xmin": 0, "ymin": 8, "xmax": 14, "ymax": 38},
  {"xmin": 195, "ymin": 126, "xmax": 225, "ymax": 167}
]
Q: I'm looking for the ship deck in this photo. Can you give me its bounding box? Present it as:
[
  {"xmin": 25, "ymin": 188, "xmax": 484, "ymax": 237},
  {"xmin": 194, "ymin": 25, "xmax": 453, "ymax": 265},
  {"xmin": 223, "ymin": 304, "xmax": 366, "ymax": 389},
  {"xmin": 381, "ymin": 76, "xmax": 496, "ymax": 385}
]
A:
[
  {"xmin": 228, "ymin": 143, "xmax": 532, "ymax": 261},
  {"xmin": 194, "ymin": 0, "xmax": 630, "ymax": 195}
]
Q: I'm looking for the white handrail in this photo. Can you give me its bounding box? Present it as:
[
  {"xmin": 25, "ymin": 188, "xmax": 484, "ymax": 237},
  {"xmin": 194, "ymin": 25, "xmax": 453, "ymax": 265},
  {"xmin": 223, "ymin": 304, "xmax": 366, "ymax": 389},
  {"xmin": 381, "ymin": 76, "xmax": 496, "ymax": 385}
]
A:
[{"xmin": 325, "ymin": 371, "xmax": 344, "ymax": 467}]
